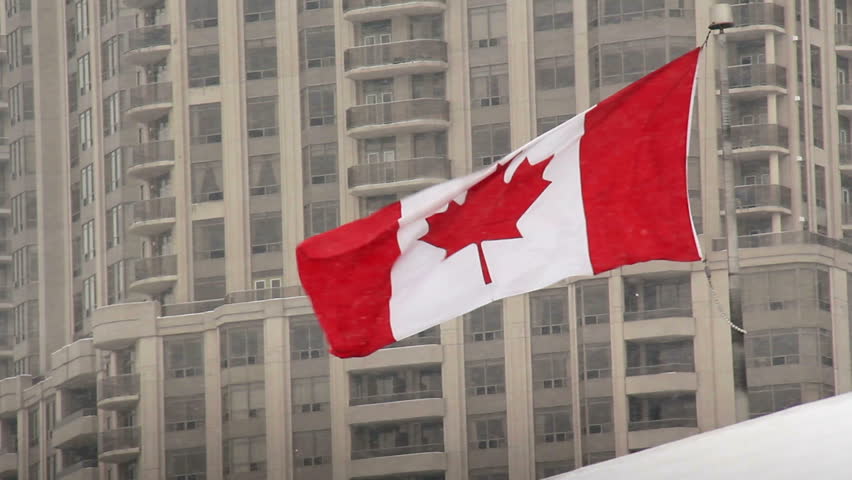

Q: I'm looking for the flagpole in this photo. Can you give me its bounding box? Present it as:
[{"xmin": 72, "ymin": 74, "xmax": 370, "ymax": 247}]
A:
[{"xmin": 710, "ymin": 5, "xmax": 750, "ymax": 423}]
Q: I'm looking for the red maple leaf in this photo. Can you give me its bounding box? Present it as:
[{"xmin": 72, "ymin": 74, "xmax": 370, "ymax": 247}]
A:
[{"xmin": 419, "ymin": 155, "xmax": 554, "ymax": 284}]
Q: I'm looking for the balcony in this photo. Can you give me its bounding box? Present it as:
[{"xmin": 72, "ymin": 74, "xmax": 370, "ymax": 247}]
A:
[
  {"xmin": 837, "ymin": 24, "xmax": 852, "ymax": 54},
  {"xmin": 126, "ymin": 140, "xmax": 175, "ymax": 180},
  {"xmin": 841, "ymin": 144, "xmax": 852, "ymax": 168},
  {"xmin": 129, "ymin": 197, "xmax": 176, "ymax": 236},
  {"xmin": 129, "ymin": 254, "xmax": 178, "ymax": 295},
  {"xmin": 57, "ymin": 460, "xmax": 98, "ymax": 480},
  {"xmin": 728, "ymin": 3, "xmax": 784, "ymax": 37},
  {"xmin": 724, "ymin": 64, "xmax": 786, "ymax": 97},
  {"xmin": 123, "ymin": 0, "xmax": 162, "ymax": 8},
  {"xmin": 719, "ymin": 185, "xmax": 791, "ymax": 215},
  {"xmin": 98, "ymin": 374, "xmax": 140, "ymax": 410},
  {"xmin": 711, "ymin": 231, "xmax": 852, "ymax": 255},
  {"xmin": 0, "ymin": 239, "xmax": 10, "ymax": 263},
  {"xmin": 0, "ymin": 36, "xmax": 6, "ymax": 59},
  {"xmin": 53, "ymin": 408, "xmax": 98, "ymax": 448},
  {"xmin": 125, "ymin": 82, "xmax": 173, "ymax": 123},
  {"xmin": 50, "ymin": 338, "xmax": 97, "ymax": 388},
  {"xmin": 348, "ymin": 157, "xmax": 451, "ymax": 195},
  {"xmin": 91, "ymin": 301, "xmax": 159, "ymax": 350},
  {"xmin": 99, "ymin": 427, "xmax": 140, "ymax": 463},
  {"xmin": 838, "ymin": 84, "xmax": 852, "ymax": 111},
  {"xmin": 344, "ymin": 39, "xmax": 448, "ymax": 80},
  {"xmin": 342, "ymin": 0, "xmax": 446, "ymax": 22},
  {"xmin": 0, "ymin": 448, "xmax": 16, "ymax": 477},
  {"xmin": 225, "ymin": 286, "xmax": 305, "ymax": 304},
  {"xmin": 843, "ymin": 204, "xmax": 852, "ymax": 227},
  {"xmin": 123, "ymin": 24, "xmax": 171, "ymax": 65},
  {"xmin": 720, "ymin": 124, "xmax": 788, "ymax": 158},
  {"xmin": 346, "ymin": 98, "xmax": 449, "ymax": 139},
  {"xmin": 161, "ymin": 298, "xmax": 224, "ymax": 316}
]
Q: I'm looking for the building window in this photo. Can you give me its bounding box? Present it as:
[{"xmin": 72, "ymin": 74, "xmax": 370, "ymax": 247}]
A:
[
  {"xmin": 626, "ymin": 339, "xmax": 695, "ymax": 376},
  {"xmin": 303, "ymin": 143, "xmax": 338, "ymax": 185},
  {"xmin": 82, "ymin": 220, "xmax": 95, "ymax": 261},
  {"xmin": 101, "ymin": 35, "xmax": 121, "ymax": 79},
  {"xmin": 81, "ymin": 164, "xmax": 95, "ymax": 206},
  {"xmin": 191, "ymin": 161, "xmax": 223, "ymax": 203},
  {"xmin": 166, "ymin": 448, "xmax": 206, "ymax": 480},
  {"xmin": 471, "ymin": 123, "xmax": 510, "ymax": 169},
  {"xmin": 104, "ymin": 148, "xmax": 123, "ymax": 193},
  {"xmin": 245, "ymin": 37, "xmax": 277, "ymax": 80},
  {"xmin": 248, "ymin": 153, "xmax": 280, "ymax": 196},
  {"xmin": 469, "ymin": 5, "xmax": 506, "ymax": 48},
  {"xmin": 534, "ymin": 407, "xmax": 572, "ymax": 443},
  {"xmin": 300, "ymin": 26, "xmax": 335, "ymax": 69},
  {"xmin": 536, "ymin": 56, "xmax": 575, "ymax": 90},
  {"xmin": 292, "ymin": 377, "xmax": 329, "ymax": 413},
  {"xmin": 581, "ymin": 343, "xmax": 611, "ymax": 380},
  {"xmin": 293, "ymin": 430, "xmax": 331, "ymax": 467},
  {"xmin": 531, "ymin": 290, "xmax": 567, "ymax": 335},
  {"xmin": 7, "ymin": 27, "xmax": 32, "ymax": 71},
  {"xmin": 304, "ymin": 201, "xmax": 339, "ymax": 237},
  {"xmin": 464, "ymin": 301, "xmax": 503, "ymax": 342},
  {"xmin": 298, "ymin": 0, "xmax": 331, "ymax": 12},
  {"xmin": 74, "ymin": 0, "xmax": 89, "ymax": 40},
  {"xmin": 165, "ymin": 336, "xmax": 204, "ymax": 378},
  {"xmin": 106, "ymin": 260, "xmax": 126, "ymax": 304},
  {"xmin": 83, "ymin": 275, "xmax": 96, "ymax": 317},
  {"xmin": 223, "ymin": 436, "xmax": 266, "ymax": 475},
  {"xmin": 189, "ymin": 103, "xmax": 222, "ymax": 144},
  {"xmin": 466, "ymin": 360, "xmax": 505, "ymax": 396},
  {"xmin": 77, "ymin": 53, "xmax": 91, "ymax": 95},
  {"xmin": 106, "ymin": 204, "xmax": 124, "ymax": 248},
  {"xmin": 79, "ymin": 109, "xmax": 93, "ymax": 150},
  {"xmin": 103, "ymin": 92, "xmax": 121, "ymax": 136},
  {"xmin": 291, "ymin": 318, "xmax": 326, "ymax": 360},
  {"xmin": 532, "ymin": 352, "xmax": 569, "ymax": 389},
  {"xmin": 187, "ymin": 0, "xmax": 218, "ymax": 29},
  {"xmin": 245, "ymin": 0, "xmax": 275, "ymax": 22},
  {"xmin": 223, "ymin": 383, "xmax": 265, "ymax": 421},
  {"xmin": 581, "ymin": 397, "xmax": 613, "ymax": 434},
  {"xmin": 537, "ymin": 114, "xmax": 573, "ymax": 135},
  {"xmin": 748, "ymin": 384, "xmax": 810, "ymax": 418},
  {"xmin": 301, "ymin": 84, "xmax": 335, "ymax": 128},
  {"xmin": 28, "ymin": 406, "xmax": 39, "ymax": 446},
  {"xmin": 469, "ymin": 414, "xmax": 506, "ymax": 449},
  {"xmin": 220, "ymin": 325, "xmax": 264, "ymax": 368},
  {"xmin": 188, "ymin": 45, "xmax": 220, "ymax": 88},
  {"xmin": 193, "ymin": 218, "xmax": 225, "ymax": 259},
  {"xmin": 534, "ymin": 0, "xmax": 572, "ymax": 31},
  {"xmin": 247, "ymin": 96, "xmax": 278, "ymax": 137},
  {"xmin": 746, "ymin": 328, "xmax": 833, "ymax": 368},
  {"xmin": 471, "ymin": 64, "xmax": 509, "ymax": 108},
  {"xmin": 250, "ymin": 212, "xmax": 282, "ymax": 254},
  {"xmin": 100, "ymin": 0, "xmax": 117, "ymax": 25},
  {"xmin": 10, "ymin": 82, "xmax": 34, "ymax": 124},
  {"xmin": 412, "ymin": 72, "xmax": 445, "ymax": 99}
]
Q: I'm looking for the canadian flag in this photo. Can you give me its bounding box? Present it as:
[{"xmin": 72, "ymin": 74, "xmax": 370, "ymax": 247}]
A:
[{"xmin": 298, "ymin": 47, "xmax": 703, "ymax": 358}]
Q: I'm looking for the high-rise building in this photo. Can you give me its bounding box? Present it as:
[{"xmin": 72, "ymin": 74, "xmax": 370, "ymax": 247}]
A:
[{"xmin": 0, "ymin": 0, "xmax": 848, "ymax": 479}]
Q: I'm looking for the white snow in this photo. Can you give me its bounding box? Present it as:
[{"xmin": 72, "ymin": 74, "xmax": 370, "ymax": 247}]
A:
[{"xmin": 548, "ymin": 393, "xmax": 852, "ymax": 479}]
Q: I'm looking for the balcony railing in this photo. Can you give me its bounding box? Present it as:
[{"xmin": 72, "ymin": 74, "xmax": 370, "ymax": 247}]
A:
[
  {"xmin": 348, "ymin": 157, "xmax": 451, "ymax": 188},
  {"xmin": 127, "ymin": 82, "xmax": 173, "ymax": 110},
  {"xmin": 626, "ymin": 363, "xmax": 694, "ymax": 377},
  {"xmin": 126, "ymin": 24, "xmax": 170, "ymax": 52},
  {"xmin": 56, "ymin": 407, "xmax": 97, "ymax": 429},
  {"xmin": 344, "ymin": 39, "xmax": 447, "ymax": 71},
  {"xmin": 58, "ymin": 459, "xmax": 98, "ymax": 479},
  {"xmin": 343, "ymin": 0, "xmax": 445, "ymax": 12},
  {"xmin": 132, "ymin": 197, "xmax": 176, "ymax": 223},
  {"xmin": 99, "ymin": 426, "xmax": 140, "ymax": 452},
  {"xmin": 628, "ymin": 418, "xmax": 697, "ymax": 431},
  {"xmin": 383, "ymin": 328, "xmax": 440, "ymax": 349},
  {"xmin": 225, "ymin": 286, "xmax": 305, "ymax": 304},
  {"xmin": 133, "ymin": 255, "xmax": 177, "ymax": 282},
  {"xmin": 161, "ymin": 299, "xmax": 224, "ymax": 316},
  {"xmin": 99, "ymin": 374, "xmax": 140, "ymax": 401},
  {"xmin": 351, "ymin": 442, "xmax": 443, "ymax": 460},
  {"xmin": 838, "ymin": 84, "xmax": 852, "ymax": 105},
  {"xmin": 721, "ymin": 124, "xmax": 788, "ymax": 150},
  {"xmin": 623, "ymin": 307, "xmax": 693, "ymax": 321},
  {"xmin": 730, "ymin": 3, "xmax": 784, "ymax": 28},
  {"xmin": 128, "ymin": 140, "xmax": 174, "ymax": 168},
  {"xmin": 350, "ymin": 389, "xmax": 442, "ymax": 406},
  {"xmin": 725, "ymin": 64, "xmax": 786, "ymax": 89},
  {"xmin": 711, "ymin": 231, "xmax": 852, "ymax": 255},
  {"xmin": 346, "ymin": 98, "xmax": 449, "ymax": 130},
  {"xmin": 837, "ymin": 24, "xmax": 852, "ymax": 47},
  {"xmin": 843, "ymin": 204, "xmax": 852, "ymax": 225},
  {"xmin": 720, "ymin": 184, "xmax": 791, "ymax": 210},
  {"xmin": 841, "ymin": 144, "xmax": 852, "ymax": 165}
]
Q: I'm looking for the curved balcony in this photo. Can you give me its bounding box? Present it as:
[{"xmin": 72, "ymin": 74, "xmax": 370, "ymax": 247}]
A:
[
  {"xmin": 126, "ymin": 140, "xmax": 175, "ymax": 180},
  {"xmin": 124, "ymin": 0, "xmax": 162, "ymax": 8},
  {"xmin": 99, "ymin": 426, "xmax": 140, "ymax": 463},
  {"xmin": 51, "ymin": 338, "xmax": 97, "ymax": 388},
  {"xmin": 719, "ymin": 185, "xmax": 792, "ymax": 216},
  {"xmin": 129, "ymin": 197, "xmax": 176, "ymax": 236},
  {"xmin": 720, "ymin": 124, "xmax": 788, "ymax": 159},
  {"xmin": 91, "ymin": 301, "xmax": 159, "ymax": 350},
  {"xmin": 129, "ymin": 254, "xmax": 178, "ymax": 295},
  {"xmin": 98, "ymin": 374, "xmax": 140, "ymax": 410},
  {"xmin": 125, "ymin": 82, "xmax": 173, "ymax": 123},
  {"xmin": 727, "ymin": 3, "xmax": 785, "ymax": 38},
  {"xmin": 342, "ymin": 0, "xmax": 446, "ymax": 22},
  {"xmin": 345, "ymin": 40, "xmax": 447, "ymax": 80},
  {"xmin": 627, "ymin": 419, "xmax": 698, "ymax": 450},
  {"xmin": 626, "ymin": 370, "xmax": 696, "ymax": 395},
  {"xmin": 0, "ymin": 448, "xmax": 16, "ymax": 477},
  {"xmin": 124, "ymin": 24, "xmax": 171, "ymax": 65},
  {"xmin": 837, "ymin": 25, "xmax": 852, "ymax": 56},
  {"xmin": 53, "ymin": 408, "xmax": 98, "ymax": 448},
  {"xmin": 350, "ymin": 396, "xmax": 443, "ymax": 425},
  {"xmin": 346, "ymin": 98, "xmax": 449, "ymax": 139},
  {"xmin": 225, "ymin": 285, "xmax": 305, "ymax": 304},
  {"xmin": 724, "ymin": 64, "xmax": 786, "ymax": 98},
  {"xmin": 348, "ymin": 157, "xmax": 451, "ymax": 196},
  {"xmin": 623, "ymin": 314, "xmax": 695, "ymax": 341}
]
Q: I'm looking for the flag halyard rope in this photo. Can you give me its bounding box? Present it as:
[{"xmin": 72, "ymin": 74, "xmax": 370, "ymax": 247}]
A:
[{"xmin": 703, "ymin": 259, "xmax": 748, "ymax": 335}]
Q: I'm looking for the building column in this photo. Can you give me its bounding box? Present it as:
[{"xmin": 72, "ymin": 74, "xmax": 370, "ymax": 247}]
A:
[
  {"xmin": 137, "ymin": 336, "xmax": 163, "ymax": 478},
  {"xmin": 203, "ymin": 329, "xmax": 223, "ymax": 480},
  {"xmin": 831, "ymin": 269, "xmax": 851, "ymax": 394},
  {"xmin": 441, "ymin": 317, "xmax": 468, "ymax": 479},
  {"xmin": 607, "ymin": 274, "xmax": 628, "ymax": 456},
  {"xmin": 692, "ymin": 269, "xmax": 719, "ymax": 431},
  {"xmin": 264, "ymin": 314, "xmax": 293, "ymax": 480},
  {"xmin": 504, "ymin": 294, "xmax": 534, "ymax": 480},
  {"xmin": 507, "ymin": 0, "xmax": 535, "ymax": 146}
]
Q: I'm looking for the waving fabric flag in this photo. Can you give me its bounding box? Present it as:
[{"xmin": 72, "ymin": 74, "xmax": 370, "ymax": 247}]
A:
[{"xmin": 297, "ymin": 47, "xmax": 704, "ymax": 358}]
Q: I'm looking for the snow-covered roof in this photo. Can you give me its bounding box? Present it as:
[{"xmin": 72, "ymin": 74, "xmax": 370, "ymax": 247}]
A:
[{"xmin": 549, "ymin": 393, "xmax": 852, "ymax": 480}]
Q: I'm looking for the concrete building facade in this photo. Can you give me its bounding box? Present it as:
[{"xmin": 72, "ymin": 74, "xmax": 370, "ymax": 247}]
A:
[{"xmin": 0, "ymin": 0, "xmax": 850, "ymax": 479}]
